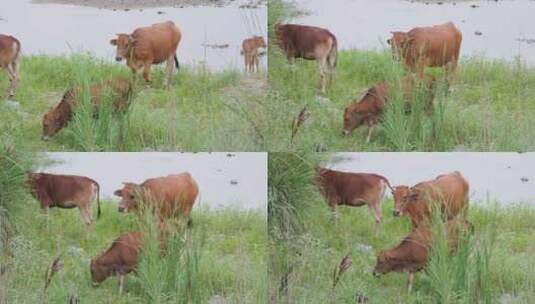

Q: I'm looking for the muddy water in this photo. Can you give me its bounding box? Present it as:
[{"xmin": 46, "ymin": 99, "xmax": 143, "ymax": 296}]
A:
[
  {"xmin": 0, "ymin": 0, "xmax": 266, "ymax": 70},
  {"xmin": 39, "ymin": 152, "xmax": 267, "ymax": 211},
  {"xmin": 294, "ymin": 0, "xmax": 535, "ymax": 64},
  {"xmin": 328, "ymin": 153, "xmax": 535, "ymax": 205}
]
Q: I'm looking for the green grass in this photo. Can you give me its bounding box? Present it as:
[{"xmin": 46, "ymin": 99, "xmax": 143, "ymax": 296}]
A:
[
  {"xmin": 0, "ymin": 54, "xmax": 267, "ymax": 151},
  {"xmin": 268, "ymin": 152, "xmax": 535, "ymax": 303},
  {"xmin": 267, "ymin": 0, "xmax": 535, "ymax": 152}
]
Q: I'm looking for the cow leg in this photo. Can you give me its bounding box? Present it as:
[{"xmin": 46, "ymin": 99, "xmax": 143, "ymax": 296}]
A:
[
  {"xmin": 3, "ymin": 66, "xmax": 15, "ymax": 98},
  {"xmin": 254, "ymin": 54, "xmax": 259, "ymax": 73},
  {"xmin": 142, "ymin": 62, "xmax": 152, "ymax": 84},
  {"xmin": 317, "ymin": 58, "xmax": 328, "ymax": 93},
  {"xmin": 368, "ymin": 202, "xmax": 382, "ymax": 232},
  {"xmin": 79, "ymin": 205, "xmax": 93, "ymax": 229},
  {"xmin": 118, "ymin": 275, "xmax": 125, "ymax": 295},
  {"xmin": 6, "ymin": 63, "xmax": 18, "ymax": 98},
  {"xmin": 244, "ymin": 53, "xmax": 249, "ymax": 73},
  {"xmin": 164, "ymin": 56, "xmax": 174, "ymax": 88},
  {"xmin": 407, "ymin": 272, "xmax": 415, "ymax": 293},
  {"xmin": 366, "ymin": 123, "xmax": 376, "ymax": 143},
  {"xmin": 445, "ymin": 60, "xmax": 457, "ymax": 90}
]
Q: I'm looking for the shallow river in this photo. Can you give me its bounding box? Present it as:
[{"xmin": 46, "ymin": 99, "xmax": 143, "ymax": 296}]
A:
[
  {"xmin": 0, "ymin": 0, "xmax": 267, "ymax": 70},
  {"xmin": 39, "ymin": 152, "xmax": 267, "ymax": 211},
  {"xmin": 294, "ymin": 0, "xmax": 535, "ymax": 64},
  {"xmin": 329, "ymin": 152, "xmax": 535, "ymax": 205}
]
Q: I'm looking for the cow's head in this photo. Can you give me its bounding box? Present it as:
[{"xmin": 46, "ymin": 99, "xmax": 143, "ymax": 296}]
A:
[
  {"xmin": 114, "ymin": 182, "xmax": 143, "ymax": 213},
  {"xmin": 373, "ymin": 251, "xmax": 394, "ymax": 277},
  {"xmin": 25, "ymin": 172, "xmax": 39, "ymax": 190},
  {"xmin": 387, "ymin": 31, "xmax": 412, "ymax": 61},
  {"xmin": 254, "ymin": 36, "xmax": 267, "ymax": 48},
  {"xmin": 342, "ymin": 104, "xmax": 365, "ymax": 135},
  {"xmin": 42, "ymin": 110, "xmax": 63, "ymax": 140},
  {"xmin": 89, "ymin": 259, "xmax": 109, "ymax": 285},
  {"xmin": 392, "ymin": 185, "xmax": 410, "ymax": 216},
  {"xmin": 110, "ymin": 34, "xmax": 136, "ymax": 62},
  {"xmin": 400, "ymin": 188, "xmax": 430, "ymax": 226}
]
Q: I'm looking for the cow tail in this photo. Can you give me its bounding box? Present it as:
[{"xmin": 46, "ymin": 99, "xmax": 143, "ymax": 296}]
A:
[
  {"xmin": 327, "ymin": 35, "xmax": 338, "ymax": 70},
  {"xmin": 174, "ymin": 54, "xmax": 180, "ymax": 70},
  {"xmin": 380, "ymin": 175, "xmax": 393, "ymax": 193},
  {"xmin": 95, "ymin": 182, "xmax": 101, "ymax": 219}
]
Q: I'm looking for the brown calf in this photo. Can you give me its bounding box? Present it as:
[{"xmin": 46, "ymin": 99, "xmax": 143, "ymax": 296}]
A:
[
  {"xmin": 41, "ymin": 77, "xmax": 133, "ymax": 140},
  {"xmin": 314, "ymin": 166, "xmax": 392, "ymax": 227},
  {"xmin": 392, "ymin": 171, "xmax": 470, "ymax": 227},
  {"xmin": 114, "ymin": 172, "xmax": 199, "ymax": 225},
  {"xmin": 242, "ymin": 36, "xmax": 266, "ymax": 73},
  {"xmin": 26, "ymin": 172, "xmax": 100, "ymax": 228},
  {"xmin": 342, "ymin": 74, "xmax": 436, "ymax": 143},
  {"xmin": 110, "ymin": 21, "xmax": 181, "ymax": 87},
  {"xmin": 0, "ymin": 34, "xmax": 21, "ymax": 98},
  {"xmin": 90, "ymin": 231, "xmax": 143, "ymax": 294},
  {"xmin": 275, "ymin": 23, "xmax": 337, "ymax": 93},
  {"xmin": 388, "ymin": 22, "xmax": 462, "ymax": 85}
]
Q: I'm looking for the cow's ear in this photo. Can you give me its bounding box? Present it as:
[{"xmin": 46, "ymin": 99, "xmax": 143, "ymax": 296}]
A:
[
  {"xmin": 128, "ymin": 36, "xmax": 137, "ymax": 46},
  {"xmin": 113, "ymin": 189, "xmax": 122, "ymax": 197},
  {"xmin": 110, "ymin": 39, "xmax": 117, "ymax": 46}
]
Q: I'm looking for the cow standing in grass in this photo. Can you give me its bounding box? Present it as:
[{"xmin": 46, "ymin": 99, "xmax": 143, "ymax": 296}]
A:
[
  {"xmin": 0, "ymin": 34, "xmax": 21, "ymax": 98},
  {"xmin": 26, "ymin": 172, "xmax": 101, "ymax": 229},
  {"xmin": 242, "ymin": 36, "xmax": 266, "ymax": 73},
  {"xmin": 275, "ymin": 23, "xmax": 337, "ymax": 93},
  {"xmin": 314, "ymin": 166, "xmax": 392, "ymax": 229},
  {"xmin": 41, "ymin": 77, "xmax": 133, "ymax": 140},
  {"xmin": 110, "ymin": 21, "xmax": 181, "ymax": 88},
  {"xmin": 388, "ymin": 22, "xmax": 462, "ymax": 85},
  {"xmin": 90, "ymin": 231, "xmax": 143, "ymax": 294}
]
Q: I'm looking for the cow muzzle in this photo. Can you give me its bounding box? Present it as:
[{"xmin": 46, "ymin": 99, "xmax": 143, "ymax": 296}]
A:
[
  {"xmin": 91, "ymin": 281, "xmax": 100, "ymax": 288},
  {"xmin": 342, "ymin": 129, "xmax": 350, "ymax": 136},
  {"xmin": 41, "ymin": 135, "xmax": 50, "ymax": 141},
  {"xmin": 393, "ymin": 210, "xmax": 400, "ymax": 217},
  {"xmin": 118, "ymin": 206, "xmax": 126, "ymax": 213},
  {"xmin": 372, "ymin": 270, "xmax": 381, "ymax": 277},
  {"xmin": 115, "ymin": 57, "xmax": 123, "ymax": 62}
]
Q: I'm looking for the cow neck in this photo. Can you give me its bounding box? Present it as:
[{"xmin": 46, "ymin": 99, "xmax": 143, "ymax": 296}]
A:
[{"xmin": 127, "ymin": 44, "xmax": 136, "ymax": 64}]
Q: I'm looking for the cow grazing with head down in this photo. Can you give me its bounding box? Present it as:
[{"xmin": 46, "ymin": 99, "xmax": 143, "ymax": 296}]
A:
[
  {"xmin": 0, "ymin": 34, "xmax": 21, "ymax": 98},
  {"xmin": 275, "ymin": 23, "xmax": 337, "ymax": 93},
  {"xmin": 114, "ymin": 172, "xmax": 199, "ymax": 226},
  {"xmin": 110, "ymin": 21, "xmax": 181, "ymax": 88},
  {"xmin": 242, "ymin": 36, "xmax": 266, "ymax": 73},
  {"xmin": 90, "ymin": 231, "xmax": 143, "ymax": 294},
  {"xmin": 314, "ymin": 166, "xmax": 392, "ymax": 228},
  {"xmin": 26, "ymin": 172, "xmax": 100, "ymax": 229},
  {"xmin": 392, "ymin": 171, "xmax": 469, "ymax": 228},
  {"xmin": 342, "ymin": 74, "xmax": 436, "ymax": 142},
  {"xmin": 388, "ymin": 22, "xmax": 462, "ymax": 85},
  {"xmin": 41, "ymin": 77, "xmax": 133, "ymax": 140}
]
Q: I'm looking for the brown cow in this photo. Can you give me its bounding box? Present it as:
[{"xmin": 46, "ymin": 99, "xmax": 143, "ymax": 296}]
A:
[
  {"xmin": 110, "ymin": 21, "xmax": 181, "ymax": 88},
  {"xmin": 0, "ymin": 34, "xmax": 21, "ymax": 98},
  {"xmin": 342, "ymin": 74, "xmax": 436, "ymax": 142},
  {"xmin": 314, "ymin": 166, "xmax": 392, "ymax": 227},
  {"xmin": 41, "ymin": 77, "xmax": 133, "ymax": 140},
  {"xmin": 90, "ymin": 231, "xmax": 143, "ymax": 294},
  {"xmin": 275, "ymin": 23, "xmax": 338, "ymax": 93},
  {"xmin": 26, "ymin": 172, "xmax": 100, "ymax": 228},
  {"xmin": 388, "ymin": 22, "xmax": 462, "ymax": 85},
  {"xmin": 114, "ymin": 172, "xmax": 199, "ymax": 225},
  {"xmin": 392, "ymin": 171, "xmax": 469, "ymax": 227},
  {"xmin": 242, "ymin": 36, "xmax": 266, "ymax": 73},
  {"xmin": 373, "ymin": 226, "xmax": 432, "ymax": 292}
]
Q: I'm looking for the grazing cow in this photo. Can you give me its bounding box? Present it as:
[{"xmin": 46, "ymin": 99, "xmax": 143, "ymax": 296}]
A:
[
  {"xmin": 275, "ymin": 23, "xmax": 338, "ymax": 93},
  {"xmin": 114, "ymin": 173, "xmax": 199, "ymax": 225},
  {"xmin": 314, "ymin": 166, "xmax": 392, "ymax": 227},
  {"xmin": 388, "ymin": 22, "xmax": 462, "ymax": 85},
  {"xmin": 392, "ymin": 171, "xmax": 469, "ymax": 227},
  {"xmin": 373, "ymin": 226, "xmax": 432, "ymax": 292},
  {"xmin": 110, "ymin": 21, "xmax": 181, "ymax": 87},
  {"xmin": 90, "ymin": 231, "xmax": 143, "ymax": 294},
  {"xmin": 26, "ymin": 172, "xmax": 100, "ymax": 228},
  {"xmin": 342, "ymin": 74, "xmax": 436, "ymax": 142},
  {"xmin": 0, "ymin": 34, "xmax": 21, "ymax": 98},
  {"xmin": 242, "ymin": 36, "xmax": 266, "ymax": 73},
  {"xmin": 41, "ymin": 77, "xmax": 133, "ymax": 140}
]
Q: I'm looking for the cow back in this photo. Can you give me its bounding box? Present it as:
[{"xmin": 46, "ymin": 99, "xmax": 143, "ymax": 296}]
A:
[
  {"xmin": 131, "ymin": 21, "xmax": 181, "ymax": 64},
  {"xmin": 276, "ymin": 24, "xmax": 335, "ymax": 60},
  {"xmin": 405, "ymin": 22, "xmax": 462, "ymax": 67}
]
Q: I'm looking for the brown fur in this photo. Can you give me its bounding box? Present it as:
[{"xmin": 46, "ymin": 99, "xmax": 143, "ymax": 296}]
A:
[
  {"xmin": 41, "ymin": 77, "xmax": 132, "ymax": 139},
  {"xmin": 388, "ymin": 22, "xmax": 462, "ymax": 84},
  {"xmin": 275, "ymin": 23, "xmax": 337, "ymax": 92},
  {"xmin": 114, "ymin": 172, "xmax": 199, "ymax": 224},
  {"xmin": 314, "ymin": 166, "xmax": 392, "ymax": 225},
  {"xmin": 242, "ymin": 36, "xmax": 266, "ymax": 73},
  {"xmin": 26, "ymin": 172, "xmax": 100, "ymax": 228},
  {"xmin": 90, "ymin": 231, "xmax": 143, "ymax": 293},
  {"xmin": 110, "ymin": 21, "xmax": 181, "ymax": 87},
  {"xmin": 0, "ymin": 34, "xmax": 21, "ymax": 98},
  {"xmin": 343, "ymin": 74, "xmax": 436, "ymax": 142},
  {"xmin": 393, "ymin": 171, "xmax": 470, "ymax": 227}
]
